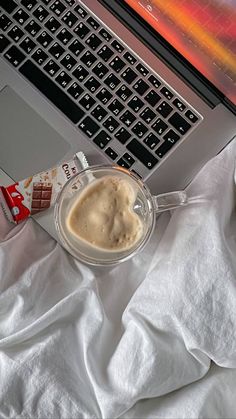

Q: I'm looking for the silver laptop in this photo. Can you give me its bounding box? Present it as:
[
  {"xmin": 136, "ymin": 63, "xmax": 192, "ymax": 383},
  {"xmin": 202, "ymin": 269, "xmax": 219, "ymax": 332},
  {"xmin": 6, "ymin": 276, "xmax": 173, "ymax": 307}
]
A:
[{"xmin": 0, "ymin": 0, "xmax": 235, "ymax": 239}]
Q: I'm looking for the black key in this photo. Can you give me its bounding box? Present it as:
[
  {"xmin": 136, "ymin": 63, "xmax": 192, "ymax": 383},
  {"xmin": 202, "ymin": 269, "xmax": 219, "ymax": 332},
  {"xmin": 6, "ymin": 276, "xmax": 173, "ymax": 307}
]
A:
[
  {"xmin": 108, "ymin": 99, "xmax": 124, "ymax": 116},
  {"xmin": 87, "ymin": 16, "xmax": 99, "ymax": 30},
  {"xmin": 25, "ymin": 19, "xmax": 41, "ymax": 36},
  {"xmin": 78, "ymin": 116, "xmax": 99, "ymax": 138},
  {"xmin": 152, "ymin": 118, "xmax": 168, "ymax": 135},
  {"xmin": 92, "ymin": 62, "xmax": 109, "ymax": 79},
  {"xmin": 55, "ymin": 70, "xmax": 72, "ymax": 88},
  {"xmin": 120, "ymin": 110, "xmax": 136, "ymax": 127},
  {"xmin": 111, "ymin": 39, "xmax": 124, "ymax": 53},
  {"xmin": 62, "ymin": 10, "xmax": 78, "ymax": 28},
  {"xmin": 72, "ymin": 64, "xmax": 89, "ymax": 81},
  {"xmin": 115, "ymin": 127, "xmax": 131, "ymax": 144},
  {"xmin": 13, "ymin": 9, "xmax": 29, "ymax": 25},
  {"xmin": 8, "ymin": 25, "xmax": 24, "ymax": 42},
  {"xmin": 117, "ymin": 157, "xmax": 130, "ymax": 169},
  {"xmin": 57, "ymin": 28, "xmax": 73, "ymax": 45},
  {"xmin": 19, "ymin": 36, "xmax": 36, "ymax": 53},
  {"xmin": 33, "ymin": 5, "xmax": 49, "ymax": 22},
  {"xmin": 127, "ymin": 139, "xmax": 158, "ymax": 169},
  {"xmin": 136, "ymin": 63, "xmax": 149, "ymax": 77},
  {"xmin": 0, "ymin": 14, "xmax": 12, "ymax": 31},
  {"xmin": 97, "ymin": 45, "xmax": 114, "ymax": 62},
  {"xmin": 91, "ymin": 104, "xmax": 108, "ymax": 122},
  {"xmin": 41, "ymin": 0, "xmax": 51, "ymax": 4},
  {"xmin": 133, "ymin": 78, "xmax": 149, "ymax": 95},
  {"xmin": 103, "ymin": 116, "xmax": 119, "ymax": 133},
  {"xmin": 105, "ymin": 147, "xmax": 118, "ymax": 160},
  {"xmin": 86, "ymin": 33, "xmax": 102, "ymax": 51},
  {"xmin": 99, "ymin": 28, "xmax": 112, "ymax": 42},
  {"xmin": 116, "ymin": 84, "xmax": 132, "ymax": 101},
  {"xmin": 21, "ymin": 0, "xmax": 37, "ymax": 11},
  {"xmin": 79, "ymin": 93, "xmax": 96, "ymax": 110},
  {"xmin": 64, "ymin": 0, "xmax": 75, "ymax": 5},
  {"xmin": 43, "ymin": 59, "xmax": 60, "ymax": 76},
  {"xmin": 74, "ymin": 5, "xmax": 87, "ymax": 19},
  {"xmin": 32, "ymin": 47, "xmax": 48, "ymax": 65},
  {"xmin": 61, "ymin": 53, "xmax": 76, "ymax": 71},
  {"xmin": 93, "ymin": 130, "xmax": 111, "ymax": 149},
  {"xmin": 0, "ymin": 33, "xmax": 10, "ymax": 52},
  {"xmin": 80, "ymin": 50, "xmax": 97, "ymax": 67},
  {"xmin": 73, "ymin": 22, "xmax": 90, "ymax": 39},
  {"xmin": 131, "ymin": 121, "xmax": 148, "ymax": 138},
  {"xmin": 173, "ymin": 98, "xmax": 186, "ymax": 112},
  {"xmin": 45, "ymin": 16, "xmax": 61, "ymax": 33},
  {"xmin": 67, "ymin": 81, "xmax": 84, "ymax": 99},
  {"xmin": 121, "ymin": 67, "xmax": 137, "ymax": 83},
  {"xmin": 109, "ymin": 56, "xmax": 126, "ymax": 73},
  {"xmin": 143, "ymin": 132, "xmax": 160, "ymax": 150},
  {"xmin": 140, "ymin": 107, "xmax": 156, "ymax": 124},
  {"xmin": 37, "ymin": 30, "xmax": 53, "ymax": 48},
  {"xmin": 123, "ymin": 51, "xmax": 136, "ymax": 65},
  {"xmin": 96, "ymin": 87, "xmax": 112, "ymax": 105},
  {"xmin": 148, "ymin": 74, "xmax": 161, "ymax": 89},
  {"xmin": 84, "ymin": 76, "xmax": 101, "ymax": 93},
  {"xmin": 19, "ymin": 60, "xmax": 85, "ymax": 123},
  {"xmin": 160, "ymin": 86, "xmax": 173, "ymax": 100},
  {"xmin": 185, "ymin": 109, "xmax": 198, "ymax": 123},
  {"xmin": 50, "ymin": 0, "xmax": 66, "ymax": 16},
  {"xmin": 123, "ymin": 152, "xmax": 135, "ymax": 166},
  {"xmin": 49, "ymin": 42, "xmax": 65, "ymax": 59},
  {"xmin": 104, "ymin": 73, "xmax": 120, "ymax": 90},
  {"xmin": 68, "ymin": 39, "xmax": 84, "ymax": 56},
  {"xmin": 4, "ymin": 45, "xmax": 25, "ymax": 66},
  {"xmin": 157, "ymin": 101, "xmax": 173, "ymax": 118},
  {"xmin": 163, "ymin": 129, "xmax": 180, "ymax": 144},
  {"xmin": 168, "ymin": 112, "xmax": 191, "ymax": 135},
  {"xmin": 155, "ymin": 130, "xmax": 180, "ymax": 158},
  {"xmin": 144, "ymin": 90, "xmax": 161, "ymax": 107},
  {"xmin": 0, "ymin": 0, "xmax": 17, "ymax": 14},
  {"xmin": 128, "ymin": 96, "xmax": 144, "ymax": 113}
]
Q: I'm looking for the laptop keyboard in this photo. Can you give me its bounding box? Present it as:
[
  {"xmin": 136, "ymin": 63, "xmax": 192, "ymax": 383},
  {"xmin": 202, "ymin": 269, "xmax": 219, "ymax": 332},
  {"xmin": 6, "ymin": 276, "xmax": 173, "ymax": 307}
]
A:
[{"xmin": 0, "ymin": 0, "xmax": 202, "ymax": 178}]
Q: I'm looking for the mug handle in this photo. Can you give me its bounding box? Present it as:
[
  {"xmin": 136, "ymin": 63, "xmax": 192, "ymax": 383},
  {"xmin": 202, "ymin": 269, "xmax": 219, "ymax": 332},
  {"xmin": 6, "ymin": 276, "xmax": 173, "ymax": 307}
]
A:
[{"xmin": 152, "ymin": 190, "xmax": 206, "ymax": 213}]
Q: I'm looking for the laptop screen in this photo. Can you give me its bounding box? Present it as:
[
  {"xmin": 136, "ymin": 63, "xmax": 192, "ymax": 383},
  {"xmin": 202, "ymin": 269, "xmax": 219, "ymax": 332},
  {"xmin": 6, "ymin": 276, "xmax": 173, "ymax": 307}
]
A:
[{"xmin": 123, "ymin": 0, "xmax": 236, "ymax": 106}]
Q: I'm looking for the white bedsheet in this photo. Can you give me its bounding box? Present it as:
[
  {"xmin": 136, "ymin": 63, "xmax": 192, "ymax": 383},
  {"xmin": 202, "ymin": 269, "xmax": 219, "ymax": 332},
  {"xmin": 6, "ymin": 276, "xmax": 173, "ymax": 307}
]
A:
[{"xmin": 1, "ymin": 138, "xmax": 236, "ymax": 419}]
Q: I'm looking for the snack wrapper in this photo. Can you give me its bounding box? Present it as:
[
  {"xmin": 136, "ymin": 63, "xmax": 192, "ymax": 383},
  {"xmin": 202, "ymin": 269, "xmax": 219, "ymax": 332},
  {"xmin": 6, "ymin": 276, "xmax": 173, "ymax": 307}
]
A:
[{"xmin": 0, "ymin": 152, "xmax": 88, "ymax": 224}]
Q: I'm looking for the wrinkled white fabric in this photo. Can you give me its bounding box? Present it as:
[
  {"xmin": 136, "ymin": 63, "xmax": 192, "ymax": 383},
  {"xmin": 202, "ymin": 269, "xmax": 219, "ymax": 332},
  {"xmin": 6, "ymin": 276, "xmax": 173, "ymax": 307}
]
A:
[{"xmin": 1, "ymin": 138, "xmax": 236, "ymax": 418}]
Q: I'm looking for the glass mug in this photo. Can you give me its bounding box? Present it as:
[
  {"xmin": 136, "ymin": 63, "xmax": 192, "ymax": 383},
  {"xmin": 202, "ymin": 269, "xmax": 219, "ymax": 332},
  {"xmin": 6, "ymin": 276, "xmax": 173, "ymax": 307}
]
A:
[{"xmin": 54, "ymin": 165, "xmax": 196, "ymax": 266}]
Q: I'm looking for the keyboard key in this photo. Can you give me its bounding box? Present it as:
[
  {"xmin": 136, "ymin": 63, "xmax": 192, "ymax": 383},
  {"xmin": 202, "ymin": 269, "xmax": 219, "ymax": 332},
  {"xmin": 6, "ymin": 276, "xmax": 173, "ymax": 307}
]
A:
[
  {"xmin": 25, "ymin": 19, "xmax": 41, "ymax": 36},
  {"xmin": 104, "ymin": 73, "xmax": 120, "ymax": 90},
  {"xmin": 19, "ymin": 36, "xmax": 36, "ymax": 53},
  {"xmin": 109, "ymin": 56, "xmax": 126, "ymax": 73},
  {"xmin": 160, "ymin": 86, "xmax": 173, "ymax": 100},
  {"xmin": 123, "ymin": 51, "xmax": 136, "ymax": 65},
  {"xmin": 32, "ymin": 47, "xmax": 48, "ymax": 64},
  {"xmin": 62, "ymin": 10, "xmax": 78, "ymax": 28},
  {"xmin": 60, "ymin": 53, "xmax": 76, "ymax": 70},
  {"xmin": 37, "ymin": 30, "xmax": 53, "ymax": 48},
  {"xmin": 74, "ymin": 21, "xmax": 90, "ymax": 39},
  {"xmin": 116, "ymin": 157, "xmax": 130, "ymax": 169},
  {"xmin": 8, "ymin": 25, "xmax": 24, "ymax": 42},
  {"xmin": 108, "ymin": 99, "xmax": 124, "ymax": 116},
  {"xmin": 97, "ymin": 45, "xmax": 114, "ymax": 62},
  {"xmin": 99, "ymin": 28, "xmax": 112, "ymax": 42},
  {"xmin": 33, "ymin": 5, "xmax": 49, "ymax": 22},
  {"xmin": 43, "ymin": 59, "xmax": 60, "ymax": 76},
  {"xmin": 155, "ymin": 130, "xmax": 180, "ymax": 158},
  {"xmin": 84, "ymin": 76, "xmax": 101, "ymax": 93},
  {"xmin": 131, "ymin": 121, "xmax": 148, "ymax": 138},
  {"xmin": 41, "ymin": 0, "xmax": 51, "ymax": 4},
  {"xmin": 111, "ymin": 39, "xmax": 124, "ymax": 53},
  {"xmin": 93, "ymin": 130, "xmax": 111, "ymax": 149},
  {"xmin": 185, "ymin": 109, "xmax": 198, "ymax": 123},
  {"xmin": 140, "ymin": 107, "xmax": 156, "ymax": 124},
  {"xmin": 121, "ymin": 67, "xmax": 137, "ymax": 83},
  {"xmin": 103, "ymin": 116, "xmax": 119, "ymax": 133},
  {"xmin": 157, "ymin": 101, "xmax": 173, "ymax": 118},
  {"xmin": 143, "ymin": 132, "xmax": 160, "ymax": 150},
  {"xmin": 91, "ymin": 104, "xmax": 108, "ymax": 122},
  {"xmin": 168, "ymin": 112, "xmax": 191, "ymax": 135},
  {"xmin": 0, "ymin": 0, "xmax": 17, "ymax": 14},
  {"xmin": 173, "ymin": 98, "xmax": 186, "ymax": 112},
  {"xmin": 92, "ymin": 61, "xmax": 109, "ymax": 79},
  {"xmin": 19, "ymin": 60, "xmax": 85, "ymax": 123},
  {"xmin": 67, "ymin": 81, "xmax": 84, "ymax": 99},
  {"xmin": 45, "ymin": 16, "xmax": 60, "ymax": 33},
  {"xmin": 64, "ymin": 0, "xmax": 75, "ymax": 5},
  {"xmin": 21, "ymin": 0, "xmax": 37, "ymax": 11},
  {"xmin": 105, "ymin": 147, "xmax": 118, "ymax": 160},
  {"xmin": 4, "ymin": 45, "xmax": 25, "ymax": 66},
  {"xmin": 136, "ymin": 63, "xmax": 149, "ymax": 76},
  {"xmin": 49, "ymin": 42, "xmax": 65, "ymax": 59},
  {"xmin": 152, "ymin": 118, "xmax": 168, "ymax": 135},
  {"xmin": 148, "ymin": 74, "xmax": 161, "ymax": 88},
  {"xmin": 68, "ymin": 39, "xmax": 84, "ymax": 56},
  {"xmin": 86, "ymin": 33, "xmax": 102, "ymax": 51},
  {"xmin": 80, "ymin": 50, "xmax": 97, "ymax": 67},
  {"xmin": 72, "ymin": 64, "xmax": 89, "ymax": 81},
  {"xmin": 116, "ymin": 84, "xmax": 132, "ymax": 101},
  {"xmin": 128, "ymin": 95, "xmax": 144, "ymax": 112},
  {"xmin": 144, "ymin": 90, "xmax": 161, "ymax": 107},
  {"xmin": 96, "ymin": 87, "xmax": 112, "ymax": 105},
  {"xmin": 120, "ymin": 110, "xmax": 136, "ymax": 127},
  {"xmin": 115, "ymin": 127, "xmax": 131, "ymax": 144},
  {"xmin": 0, "ymin": 33, "xmax": 10, "ymax": 52},
  {"xmin": 79, "ymin": 93, "xmax": 96, "ymax": 110},
  {"xmin": 57, "ymin": 27, "xmax": 73, "ymax": 44},
  {"xmin": 78, "ymin": 116, "xmax": 99, "ymax": 137},
  {"xmin": 86, "ymin": 16, "xmax": 99, "ymax": 30},
  {"xmin": 74, "ymin": 5, "xmax": 87, "ymax": 19},
  {"xmin": 127, "ymin": 139, "xmax": 158, "ymax": 169},
  {"xmin": 163, "ymin": 129, "xmax": 180, "ymax": 144},
  {"xmin": 0, "ymin": 14, "xmax": 12, "ymax": 31},
  {"xmin": 122, "ymin": 153, "xmax": 135, "ymax": 166},
  {"xmin": 55, "ymin": 70, "xmax": 72, "ymax": 88},
  {"xmin": 13, "ymin": 9, "xmax": 29, "ymax": 25},
  {"xmin": 50, "ymin": 1, "xmax": 66, "ymax": 16},
  {"xmin": 133, "ymin": 78, "xmax": 149, "ymax": 95}
]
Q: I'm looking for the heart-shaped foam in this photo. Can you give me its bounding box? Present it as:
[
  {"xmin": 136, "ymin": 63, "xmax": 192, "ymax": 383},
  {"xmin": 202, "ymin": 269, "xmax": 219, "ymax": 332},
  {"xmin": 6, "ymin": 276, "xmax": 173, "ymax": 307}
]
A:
[{"xmin": 66, "ymin": 175, "xmax": 143, "ymax": 251}]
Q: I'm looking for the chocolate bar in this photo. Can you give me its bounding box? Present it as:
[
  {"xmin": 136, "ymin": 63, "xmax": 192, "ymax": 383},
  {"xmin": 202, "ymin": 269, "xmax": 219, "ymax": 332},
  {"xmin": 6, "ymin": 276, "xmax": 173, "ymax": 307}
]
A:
[{"xmin": 31, "ymin": 182, "xmax": 53, "ymax": 215}]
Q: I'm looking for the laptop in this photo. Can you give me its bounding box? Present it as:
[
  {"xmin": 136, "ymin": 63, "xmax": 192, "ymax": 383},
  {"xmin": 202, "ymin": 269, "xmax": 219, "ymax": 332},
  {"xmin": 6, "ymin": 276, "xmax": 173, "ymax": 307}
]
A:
[{"xmin": 0, "ymin": 0, "xmax": 235, "ymax": 239}]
